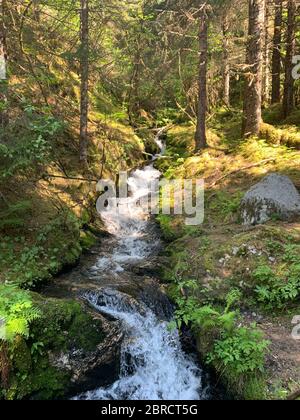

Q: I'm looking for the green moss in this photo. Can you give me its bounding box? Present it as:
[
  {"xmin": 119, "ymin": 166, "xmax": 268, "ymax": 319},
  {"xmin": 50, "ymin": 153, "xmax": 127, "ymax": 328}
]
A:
[
  {"xmin": 6, "ymin": 359, "xmax": 70, "ymax": 400},
  {"xmin": 260, "ymin": 122, "xmax": 300, "ymax": 149},
  {"xmin": 32, "ymin": 296, "xmax": 105, "ymax": 352},
  {"xmin": 2, "ymin": 296, "xmax": 105, "ymax": 400},
  {"xmin": 80, "ymin": 230, "xmax": 97, "ymax": 251},
  {"xmin": 10, "ymin": 337, "xmax": 32, "ymax": 374}
]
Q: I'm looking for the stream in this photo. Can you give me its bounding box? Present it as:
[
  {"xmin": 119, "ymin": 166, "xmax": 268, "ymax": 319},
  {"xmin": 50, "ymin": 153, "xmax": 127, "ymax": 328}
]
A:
[{"xmin": 70, "ymin": 134, "xmax": 210, "ymax": 400}]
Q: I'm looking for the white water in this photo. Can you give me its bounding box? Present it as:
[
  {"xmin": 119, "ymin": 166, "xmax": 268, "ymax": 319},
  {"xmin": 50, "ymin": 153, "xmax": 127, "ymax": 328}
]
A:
[
  {"xmin": 91, "ymin": 163, "xmax": 161, "ymax": 274},
  {"xmin": 76, "ymin": 290, "xmax": 202, "ymax": 400},
  {"xmin": 76, "ymin": 134, "xmax": 205, "ymax": 400}
]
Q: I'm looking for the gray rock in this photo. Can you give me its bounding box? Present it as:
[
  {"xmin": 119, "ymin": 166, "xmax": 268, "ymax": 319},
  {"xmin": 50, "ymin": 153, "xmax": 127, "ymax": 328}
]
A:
[
  {"xmin": 240, "ymin": 173, "xmax": 300, "ymax": 225},
  {"xmin": 49, "ymin": 314, "xmax": 123, "ymax": 397}
]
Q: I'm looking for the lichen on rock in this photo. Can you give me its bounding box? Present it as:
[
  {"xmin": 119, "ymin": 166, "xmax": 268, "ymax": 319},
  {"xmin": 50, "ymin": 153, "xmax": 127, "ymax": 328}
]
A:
[{"xmin": 240, "ymin": 173, "xmax": 300, "ymax": 225}]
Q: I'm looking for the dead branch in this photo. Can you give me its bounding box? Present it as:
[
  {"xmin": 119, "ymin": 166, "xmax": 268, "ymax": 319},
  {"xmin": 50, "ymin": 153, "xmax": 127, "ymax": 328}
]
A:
[{"xmin": 45, "ymin": 174, "xmax": 99, "ymax": 183}]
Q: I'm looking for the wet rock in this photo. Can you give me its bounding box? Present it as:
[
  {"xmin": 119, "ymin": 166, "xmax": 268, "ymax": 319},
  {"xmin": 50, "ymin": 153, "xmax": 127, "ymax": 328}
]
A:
[
  {"xmin": 5, "ymin": 296, "xmax": 124, "ymax": 400},
  {"xmin": 87, "ymin": 288, "xmax": 147, "ymax": 317},
  {"xmin": 240, "ymin": 173, "xmax": 300, "ymax": 225},
  {"xmin": 139, "ymin": 281, "xmax": 174, "ymax": 321},
  {"xmin": 130, "ymin": 256, "xmax": 168, "ymax": 277},
  {"xmin": 49, "ymin": 316, "xmax": 123, "ymax": 396}
]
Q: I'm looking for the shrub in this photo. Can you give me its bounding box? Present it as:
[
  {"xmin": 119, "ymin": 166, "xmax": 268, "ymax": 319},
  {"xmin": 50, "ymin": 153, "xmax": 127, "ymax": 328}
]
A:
[{"xmin": 207, "ymin": 326, "xmax": 269, "ymax": 375}]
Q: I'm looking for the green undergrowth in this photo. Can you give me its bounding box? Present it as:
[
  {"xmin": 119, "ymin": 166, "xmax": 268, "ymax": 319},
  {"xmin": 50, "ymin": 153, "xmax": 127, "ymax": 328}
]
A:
[
  {"xmin": 0, "ymin": 209, "xmax": 83, "ymax": 288},
  {"xmin": 158, "ymin": 112, "xmax": 300, "ymax": 399},
  {"xmin": 1, "ymin": 294, "xmax": 105, "ymax": 400},
  {"xmin": 0, "ymin": 106, "xmax": 153, "ymax": 399}
]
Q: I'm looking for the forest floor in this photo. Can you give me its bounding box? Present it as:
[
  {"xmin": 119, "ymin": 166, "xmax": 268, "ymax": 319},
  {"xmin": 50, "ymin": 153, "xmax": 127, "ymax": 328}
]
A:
[{"xmin": 156, "ymin": 107, "xmax": 300, "ymax": 400}]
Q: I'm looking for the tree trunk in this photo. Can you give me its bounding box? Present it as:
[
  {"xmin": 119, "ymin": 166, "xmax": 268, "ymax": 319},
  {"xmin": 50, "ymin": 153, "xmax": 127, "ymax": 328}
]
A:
[
  {"xmin": 128, "ymin": 49, "xmax": 141, "ymax": 127},
  {"xmin": 195, "ymin": 4, "xmax": 208, "ymax": 151},
  {"xmin": 243, "ymin": 0, "xmax": 265, "ymax": 138},
  {"xmin": 283, "ymin": 0, "xmax": 296, "ymax": 118},
  {"xmin": 0, "ymin": 341, "xmax": 10, "ymax": 389},
  {"xmin": 271, "ymin": 0, "xmax": 282, "ymax": 104},
  {"xmin": 79, "ymin": 0, "xmax": 89, "ymax": 165},
  {"xmin": 0, "ymin": 0, "xmax": 8, "ymax": 128},
  {"xmin": 222, "ymin": 14, "xmax": 230, "ymax": 107},
  {"xmin": 262, "ymin": 0, "xmax": 270, "ymax": 106},
  {"xmin": 33, "ymin": 0, "xmax": 41, "ymax": 23}
]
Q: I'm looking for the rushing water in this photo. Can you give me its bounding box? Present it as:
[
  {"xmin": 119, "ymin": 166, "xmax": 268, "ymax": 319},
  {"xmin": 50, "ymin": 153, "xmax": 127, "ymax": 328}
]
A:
[{"xmin": 75, "ymin": 134, "xmax": 206, "ymax": 401}]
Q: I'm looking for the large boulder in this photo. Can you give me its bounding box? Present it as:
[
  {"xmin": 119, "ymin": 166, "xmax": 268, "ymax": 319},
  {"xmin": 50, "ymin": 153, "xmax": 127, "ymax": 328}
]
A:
[{"xmin": 240, "ymin": 173, "xmax": 300, "ymax": 225}]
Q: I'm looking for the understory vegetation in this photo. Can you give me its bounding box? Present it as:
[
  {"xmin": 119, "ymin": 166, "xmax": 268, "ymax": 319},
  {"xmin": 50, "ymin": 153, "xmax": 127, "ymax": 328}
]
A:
[
  {"xmin": 158, "ymin": 110, "xmax": 300, "ymax": 399},
  {"xmin": 0, "ymin": 0, "xmax": 300, "ymax": 401}
]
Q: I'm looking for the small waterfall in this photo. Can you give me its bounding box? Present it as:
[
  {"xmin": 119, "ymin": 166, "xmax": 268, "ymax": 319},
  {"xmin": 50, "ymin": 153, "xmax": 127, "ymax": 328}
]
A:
[
  {"xmin": 91, "ymin": 161, "xmax": 161, "ymax": 274},
  {"xmin": 74, "ymin": 133, "xmax": 207, "ymax": 400},
  {"xmin": 75, "ymin": 290, "xmax": 204, "ymax": 401}
]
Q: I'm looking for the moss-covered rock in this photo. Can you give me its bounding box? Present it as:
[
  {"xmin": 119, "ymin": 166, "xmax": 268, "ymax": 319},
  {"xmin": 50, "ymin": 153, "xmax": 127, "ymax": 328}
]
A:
[
  {"xmin": 240, "ymin": 173, "xmax": 300, "ymax": 225},
  {"xmin": 1, "ymin": 295, "xmax": 118, "ymax": 400},
  {"xmin": 260, "ymin": 122, "xmax": 300, "ymax": 150}
]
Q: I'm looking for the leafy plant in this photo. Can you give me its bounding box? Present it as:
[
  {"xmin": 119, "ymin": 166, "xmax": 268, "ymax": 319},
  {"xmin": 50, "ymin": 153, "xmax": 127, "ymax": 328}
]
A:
[
  {"xmin": 0, "ymin": 106, "xmax": 64, "ymax": 180},
  {"xmin": 253, "ymin": 265, "xmax": 274, "ymax": 283},
  {"xmin": 283, "ymin": 244, "xmax": 300, "ymax": 264},
  {"xmin": 225, "ymin": 288, "xmax": 242, "ymax": 313},
  {"xmin": 0, "ymin": 284, "xmax": 40, "ymax": 343},
  {"xmin": 173, "ymin": 278, "xmax": 237, "ymax": 332},
  {"xmin": 254, "ymin": 261, "xmax": 300, "ymax": 309},
  {"xmin": 207, "ymin": 326, "xmax": 269, "ymax": 375}
]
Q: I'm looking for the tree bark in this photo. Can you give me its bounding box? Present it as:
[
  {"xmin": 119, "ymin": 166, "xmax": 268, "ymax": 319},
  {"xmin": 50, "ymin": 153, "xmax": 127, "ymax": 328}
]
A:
[
  {"xmin": 262, "ymin": 0, "xmax": 270, "ymax": 106},
  {"xmin": 271, "ymin": 0, "xmax": 282, "ymax": 104},
  {"xmin": 243, "ymin": 0, "xmax": 265, "ymax": 138},
  {"xmin": 0, "ymin": 0, "xmax": 8, "ymax": 129},
  {"xmin": 283, "ymin": 0, "xmax": 296, "ymax": 118},
  {"xmin": 79, "ymin": 0, "xmax": 89, "ymax": 165},
  {"xmin": 222, "ymin": 13, "xmax": 230, "ymax": 107},
  {"xmin": 195, "ymin": 4, "xmax": 208, "ymax": 151},
  {"xmin": 33, "ymin": 0, "xmax": 41, "ymax": 23}
]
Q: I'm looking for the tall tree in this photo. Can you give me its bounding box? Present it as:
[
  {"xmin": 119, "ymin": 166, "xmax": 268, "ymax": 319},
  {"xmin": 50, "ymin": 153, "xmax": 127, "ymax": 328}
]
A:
[
  {"xmin": 262, "ymin": 0, "xmax": 270, "ymax": 105},
  {"xmin": 195, "ymin": 3, "xmax": 208, "ymax": 151},
  {"xmin": 79, "ymin": 0, "xmax": 89, "ymax": 165},
  {"xmin": 222, "ymin": 11, "xmax": 230, "ymax": 107},
  {"xmin": 243, "ymin": 0, "xmax": 265, "ymax": 138},
  {"xmin": 283, "ymin": 0, "xmax": 296, "ymax": 118},
  {"xmin": 0, "ymin": 0, "xmax": 7, "ymax": 128},
  {"xmin": 271, "ymin": 0, "xmax": 282, "ymax": 104}
]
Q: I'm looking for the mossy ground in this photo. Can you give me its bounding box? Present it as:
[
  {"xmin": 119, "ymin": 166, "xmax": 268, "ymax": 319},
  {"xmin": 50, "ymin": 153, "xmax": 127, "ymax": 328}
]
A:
[
  {"xmin": 157, "ymin": 110, "xmax": 300, "ymax": 400},
  {"xmin": 2, "ymin": 296, "xmax": 105, "ymax": 400}
]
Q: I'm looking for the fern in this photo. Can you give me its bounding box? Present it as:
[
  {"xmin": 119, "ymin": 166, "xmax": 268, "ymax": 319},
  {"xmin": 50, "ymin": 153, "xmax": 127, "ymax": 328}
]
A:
[{"xmin": 0, "ymin": 284, "xmax": 40, "ymax": 343}]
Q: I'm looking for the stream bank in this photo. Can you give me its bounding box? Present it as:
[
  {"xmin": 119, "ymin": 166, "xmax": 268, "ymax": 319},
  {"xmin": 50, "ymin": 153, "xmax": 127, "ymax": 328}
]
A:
[
  {"xmin": 155, "ymin": 121, "xmax": 300, "ymax": 400},
  {"xmin": 40, "ymin": 134, "xmax": 221, "ymax": 400},
  {"xmin": 0, "ymin": 126, "xmax": 158, "ymax": 400},
  {"xmin": 1, "ymin": 130, "xmax": 223, "ymax": 400}
]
